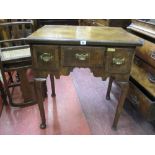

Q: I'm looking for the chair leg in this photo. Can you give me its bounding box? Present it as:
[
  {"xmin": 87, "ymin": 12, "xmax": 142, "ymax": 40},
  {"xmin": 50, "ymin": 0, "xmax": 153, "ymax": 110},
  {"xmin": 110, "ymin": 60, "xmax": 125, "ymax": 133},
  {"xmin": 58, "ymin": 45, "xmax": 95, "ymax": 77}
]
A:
[
  {"xmin": 8, "ymin": 71, "xmax": 14, "ymax": 83},
  {"xmin": 16, "ymin": 72, "xmax": 20, "ymax": 82},
  {"xmin": 106, "ymin": 76, "xmax": 114, "ymax": 100},
  {"xmin": 1, "ymin": 69, "xmax": 13, "ymax": 104},
  {"xmin": 0, "ymin": 80, "xmax": 7, "ymax": 105},
  {"xmin": 50, "ymin": 74, "xmax": 56, "ymax": 97}
]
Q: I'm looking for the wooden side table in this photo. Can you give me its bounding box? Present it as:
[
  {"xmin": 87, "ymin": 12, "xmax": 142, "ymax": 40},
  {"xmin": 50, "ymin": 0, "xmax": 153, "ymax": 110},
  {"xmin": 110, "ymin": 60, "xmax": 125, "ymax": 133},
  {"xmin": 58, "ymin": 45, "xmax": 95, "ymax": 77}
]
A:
[{"xmin": 27, "ymin": 25, "xmax": 142, "ymax": 129}]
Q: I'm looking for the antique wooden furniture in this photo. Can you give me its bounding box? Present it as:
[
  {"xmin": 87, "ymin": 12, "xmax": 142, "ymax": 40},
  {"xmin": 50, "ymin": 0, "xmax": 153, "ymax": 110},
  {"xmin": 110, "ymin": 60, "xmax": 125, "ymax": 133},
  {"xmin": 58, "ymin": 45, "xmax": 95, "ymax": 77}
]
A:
[
  {"xmin": 79, "ymin": 19, "xmax": 131, "ymax": 28},
  {"xmin": 35, "ymin": 19, "xmax": 79, "ymax": 29},
  {"xmin": 0, "ymin": 20, "xmax": 36, "ymax": 106},
  {"xmin": 126, "ymin": 20, "xmax": 155, "ymax": 121},
  {"xmin": 128, "ymin": 20, "xmax": 155, "ymax": 121},
  {"xmin": 26, "ymin": 25, "xmax": 142, "ymax": 129},
  {"xmin": 79, "ymin": 19, "xmax": 109, "ymax": 26}
]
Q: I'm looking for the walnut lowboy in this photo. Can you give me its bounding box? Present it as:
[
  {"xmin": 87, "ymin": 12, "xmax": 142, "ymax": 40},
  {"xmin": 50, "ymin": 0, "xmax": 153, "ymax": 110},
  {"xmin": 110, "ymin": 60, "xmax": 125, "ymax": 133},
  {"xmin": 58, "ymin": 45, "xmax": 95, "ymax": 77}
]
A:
[{"xmin": 26, "ymin": 25, "xmax": 142, "ymax": 129}]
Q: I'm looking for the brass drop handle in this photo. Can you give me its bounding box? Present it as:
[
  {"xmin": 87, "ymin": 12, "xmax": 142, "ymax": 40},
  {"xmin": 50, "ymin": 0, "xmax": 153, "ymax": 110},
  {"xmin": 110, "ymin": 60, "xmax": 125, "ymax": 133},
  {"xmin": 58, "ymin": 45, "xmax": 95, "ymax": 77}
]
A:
[
  {"xmin": 75, "ymin": 53, "xmax": 89, "ymax": 61},
  {"xmin": 150, "ymin": 51, "xmax": 155, "ymax": 60},
  {"xmin": 148, "ymin": 72, "xmax": 155, "ymax": 83},
  {"xmin": 129, "ymin": 94, "xmax": 139, "ymax": 106},
  {"xmin": 112, "ymin": 57, "xmax": 125, "ymax": 65},
  {"xmin": 40, "ymin": 53, "xmax": 53, "ymax": 62}
]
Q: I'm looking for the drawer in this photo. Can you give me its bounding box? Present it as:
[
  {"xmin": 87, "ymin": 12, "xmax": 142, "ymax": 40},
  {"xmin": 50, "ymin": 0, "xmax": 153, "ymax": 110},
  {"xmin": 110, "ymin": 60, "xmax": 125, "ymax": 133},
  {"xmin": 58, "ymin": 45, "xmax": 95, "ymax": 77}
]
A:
[
  {"xmin": 135, "ymin": 38, "xmax": 155, "ymax": 68},
  {"xmin": 105, "ymin": 48, "xmax": 134, "ymax": 74},
  {"xmin": 61, "ymin": 46, "xmax": 105, "ymax": 67},
  {"xmin": 127, "ymin": 78, "xmax": 155, "ymax": 121},
  {"xmin": 131, "ymin": 57, "xmax": 155, "ymax": 97},
  {"xmin": 31, "ymin": 45, "xmax": 59, "ymax": 71}
]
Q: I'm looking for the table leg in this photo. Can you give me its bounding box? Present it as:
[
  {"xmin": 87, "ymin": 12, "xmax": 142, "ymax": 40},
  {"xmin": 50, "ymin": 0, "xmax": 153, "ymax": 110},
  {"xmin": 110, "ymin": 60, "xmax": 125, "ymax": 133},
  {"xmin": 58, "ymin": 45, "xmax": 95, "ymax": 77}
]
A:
[
  {"xmin": 106, "ymin": 76, "xmax": 114, "ymax": 100},
  {"xmin": 50, "ymin": 74, "xmax": 56, "ymax": 97},
  {"xmin": 18, "ymin": 69, "xmax": 33, "ymax": 102},
  {"xmin": 112, "ymin": 82, "xmax": 129, "ymax": 130},
  {"xmin": 34, "ymin": 79, "xmax": 46, "ymax": 129}
]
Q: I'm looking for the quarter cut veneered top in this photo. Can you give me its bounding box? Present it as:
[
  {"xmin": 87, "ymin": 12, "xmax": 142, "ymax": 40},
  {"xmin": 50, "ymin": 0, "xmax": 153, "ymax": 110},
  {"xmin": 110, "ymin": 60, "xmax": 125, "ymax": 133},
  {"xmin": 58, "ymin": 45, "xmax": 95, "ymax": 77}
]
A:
[{"xmin": 27, "ymin": 25, "xmax": 143, "ymax": 47}]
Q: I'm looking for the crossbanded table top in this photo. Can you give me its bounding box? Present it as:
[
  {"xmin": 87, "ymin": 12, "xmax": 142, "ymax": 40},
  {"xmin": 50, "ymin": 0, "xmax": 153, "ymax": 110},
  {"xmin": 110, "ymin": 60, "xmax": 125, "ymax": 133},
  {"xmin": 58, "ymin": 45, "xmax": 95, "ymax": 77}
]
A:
[{"xmin": 27, "ymin": 25, "xmax": 143, "ymax": 47}]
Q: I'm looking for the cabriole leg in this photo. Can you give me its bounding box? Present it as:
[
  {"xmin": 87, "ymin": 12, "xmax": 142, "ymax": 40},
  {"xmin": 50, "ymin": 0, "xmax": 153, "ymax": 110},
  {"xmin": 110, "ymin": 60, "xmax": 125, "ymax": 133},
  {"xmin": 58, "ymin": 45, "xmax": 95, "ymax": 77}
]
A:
[
  {"xmin": 34, "ymin": 79, "xmax": 46, "ymax": 129},
  {"xmin": 106, "ymin": 76, "xmax": 114, "ymax": 100},
  {"xmin": 50, "ymin": 74, "xmax": 56, "ymax": 97},
  {"xmin": 112, "ymin": 82, "xmax": 129, "ymax": 130}
]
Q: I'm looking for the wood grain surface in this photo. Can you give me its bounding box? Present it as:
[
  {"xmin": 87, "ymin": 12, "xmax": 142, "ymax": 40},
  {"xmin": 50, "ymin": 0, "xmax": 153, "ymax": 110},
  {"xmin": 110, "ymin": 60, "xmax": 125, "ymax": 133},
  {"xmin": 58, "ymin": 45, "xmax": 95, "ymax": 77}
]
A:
[{"xmin": 27, "ymin": 25, "xmax": 142, "ymax": 46}]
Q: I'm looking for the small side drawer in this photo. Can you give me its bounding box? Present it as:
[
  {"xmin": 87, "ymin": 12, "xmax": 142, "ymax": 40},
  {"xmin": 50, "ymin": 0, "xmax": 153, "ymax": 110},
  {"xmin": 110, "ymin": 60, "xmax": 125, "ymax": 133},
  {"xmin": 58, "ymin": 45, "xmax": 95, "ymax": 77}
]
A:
[
  {"xmin": 31, "ymin": 45, "xmax": 59, "ymax": 71},
  {"xmin": 106, "ymin": 48, "xmax": 134, "ymax": 74},
  {"xmin": 61, "ymin": 46, "xmax": 105, "ymax": 67}
]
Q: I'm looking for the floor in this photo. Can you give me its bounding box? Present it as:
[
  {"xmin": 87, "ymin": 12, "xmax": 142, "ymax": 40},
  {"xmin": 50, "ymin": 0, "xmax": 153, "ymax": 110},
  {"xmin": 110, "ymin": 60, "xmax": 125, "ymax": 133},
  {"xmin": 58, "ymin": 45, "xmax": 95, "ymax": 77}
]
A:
[{"xmin": 0, "ymin": 68, "xmax": 155, "ymax": 135}]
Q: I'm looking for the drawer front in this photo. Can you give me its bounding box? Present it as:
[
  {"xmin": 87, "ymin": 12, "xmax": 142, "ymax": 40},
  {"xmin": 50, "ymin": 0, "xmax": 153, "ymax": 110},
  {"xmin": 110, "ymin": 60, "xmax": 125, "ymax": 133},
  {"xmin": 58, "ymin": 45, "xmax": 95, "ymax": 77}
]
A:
[
  {"xmin": 131, "ymin": 57, "xmax": 155, "ymax": 97},
  {"xmin": 61, "ymin": 46, "xmax": 105, "ymax": 67},
  {"xmin": 106, "ymin": 48, "xmax": 134, "ymax": 74},
  {"xmin": 31, "ymin": 45, "xmax": 59, "ymax": 70},
  {"xmin": 136, "ymin": 39, "xmax": 155, "ymax": 68},
  {"xmin": 128, "ymin": 80, "xmax": 155, "ymax": 121}
]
